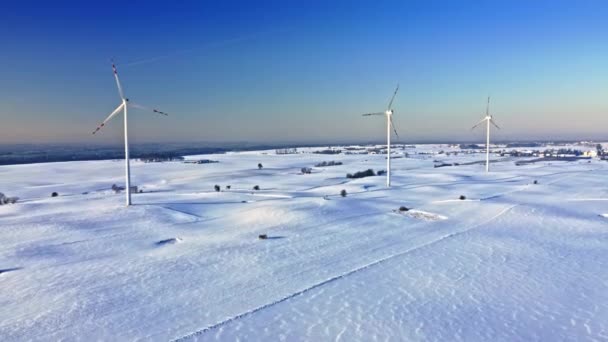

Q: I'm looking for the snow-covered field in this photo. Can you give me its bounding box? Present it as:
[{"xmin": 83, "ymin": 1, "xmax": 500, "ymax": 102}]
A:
[{"xmin": 1, "ymin": 145, "xmax": 607, "ymax": 341}]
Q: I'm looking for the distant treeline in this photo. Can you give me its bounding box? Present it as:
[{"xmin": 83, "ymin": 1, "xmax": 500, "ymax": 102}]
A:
[
  {"xmin": 140, "ymin": 155, "xmax": 185, "ymax": 163},
  {"xmin": 313, "ymin": 149, "xmax": 342, "ymax": 155},
  {"xmin": 505, "ymin": 142, "xmax": 544, "ymax": 148},
  {"xmin": 0, "ymin": 146, "xmax": 228, "ymax": 165},
  {"xmin": 0, "ymin": 143, "xmax": 328, "ymax": 166},
  {"xmin": 315, "ymin": 161, "xmax": 343, "ymax": 167}
]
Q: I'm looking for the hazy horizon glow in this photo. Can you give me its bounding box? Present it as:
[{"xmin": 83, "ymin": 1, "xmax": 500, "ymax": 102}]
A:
[{"xmin": 1, "ymin": 1, "xmax": 607, "ymax": 145}]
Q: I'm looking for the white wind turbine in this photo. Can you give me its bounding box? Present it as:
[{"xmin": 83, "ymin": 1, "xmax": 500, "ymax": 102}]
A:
[
  {"xmin": 362, "ymin": 84, "xmax": 400, "ymax": 187},
  {"xmin": 92, "ymin": 62, "xmax": 169, "ymax": 206},
  {"xmin": 471, "ymin": 96, "xmax": 500, "ymax": 173}
]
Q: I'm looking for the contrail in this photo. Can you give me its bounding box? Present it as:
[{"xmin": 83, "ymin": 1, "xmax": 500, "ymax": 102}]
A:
[{"xmin": 121, "ymin": 29, "xmax": 286, "ymax": 68}]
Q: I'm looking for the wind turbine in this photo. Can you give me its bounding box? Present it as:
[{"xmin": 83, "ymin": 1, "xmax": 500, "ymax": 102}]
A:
[
  {"xmin": 362, "ymin": 84, "xmax": 400, "ymax": 187},
  {"xmin": 92, "ymin": 62, "xmax": 169, "ymax": 206},
  {"xmin": 471, "ymin": 96, "xmax": 500, "ymax": 173}
]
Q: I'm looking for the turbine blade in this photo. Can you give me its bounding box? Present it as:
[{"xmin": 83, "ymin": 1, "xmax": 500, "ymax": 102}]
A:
[
  {"xmin": 387, "ymin": 84, "xmax": 399, "ymax": 110},
  {"xmin": 92, "ymin": 103, "xmax": 125, "ymax": 135},
  {"xmin": 362, "ymin": 112, "xmax": 384, "ymax": 116},
  {"xmin": 129, "ymin": 102, "xmax": 169, "ymax": 116},
  {"xmin": 112, "ymin": 61, "xmax": 125, "ymax": 100},
  {"xmin": 471, "ymin": 117, "xmax": 487, "ymax": 130},
  {"xmin": 390, "ymin": 116, "xmax": 399, "ymax": 138},
  {"xmin": 490, "ymin": 118, "xmax": 500, "ymax": 129}
]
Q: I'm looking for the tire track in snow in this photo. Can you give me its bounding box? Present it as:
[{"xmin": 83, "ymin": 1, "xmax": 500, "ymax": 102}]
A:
[{"xmin": 172, "ymin": 204, "xmax": 518, "ymax": 341}]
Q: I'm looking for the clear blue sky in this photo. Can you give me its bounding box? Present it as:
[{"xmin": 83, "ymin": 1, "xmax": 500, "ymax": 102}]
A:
[{"xmin": 1, "ymin": 0, "xmax": 607, "ymax": 144}]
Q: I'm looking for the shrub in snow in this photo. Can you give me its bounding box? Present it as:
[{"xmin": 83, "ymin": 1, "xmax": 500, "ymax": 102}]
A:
[
  {"xmin": 459, "ymin": 195, "xmax": 466, "ymax": 200},
  {"xmin": 399, "ymin": 206, "xmax": 409, "ymax": 212},
  {"xmin": 258, "ymin": 234, "xmax": 268, "ymax": 240},
  {"xmin": 112, "ymin": 184, "xmax": 138, "ymax": 193},
  {"xmin": 377, "ymin": 170, "xmax": 386, "ymax": 176},
  {"xmin": 226, "ymin": 185, "xmax": 231, "ymax": 190},
  {"xmin": 51, "ymin": 192, "xmax": 58, "ymax": 197},
  {"xmin": 253, "ymin": 185, "xmax": 260, "ymax": 191},
  {"xmin": 0, "ymin": 193, "xmax": 18, "ymax": 205},
  {"xmin": 111, "ymin": 184, "xmax": 122, "ymax": 193},
  {"xmin": 533, "ymin": 180, "xmax": 538, "ymax": 184},
  {"xmin": 301, "ymin": 167, "xmax": 312, "ymax": 174},
  {"xmin": 346, "ymin": 169, "xmax": 375, "ymax": 179},
  {"xmin": 258, "ymin": 163, "xmax": 263, "ymax": 170},
  {"xmin": 214, "ymin": 185, "xmax": 221, "ymax": 192},
  {"xmin": 340, "ymin": 189, "xmax": 347, "ymax": 197}
]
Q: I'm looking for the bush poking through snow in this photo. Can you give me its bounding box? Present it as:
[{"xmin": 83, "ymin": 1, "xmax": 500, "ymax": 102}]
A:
[
  {"xmin": 346, "ymin": 169, "xmax": 375, "ymax": 179},
  {"xmin": 258, "ymin": 234, "xmax": 268, "ymax": 240},
  {"xmin": 340, "ymin": 189, "xmax": 347, "ymax": 197},
  {"xmin": 253, "ymin": 185, "xmax": 260, "ymax": 191},
  {"xmin": 377, "ymin": 170, "xmax": 386, "ymax": 176},
  {"xmin": 111, "ymin": 184, "xmax": 138, "ymax": 194},
  {"xmin": 258, "ymin": 163, "xmax": 263, "ymax": 170},
  {"xmin": 111, "ymin": 184, "xmax": 121, "ymax": 193},
  {"xmin": 0, "ymin": 193, "xmax": 18, "ymax": 205},
  {"xmin": 301, "ymin": 167, "xmax": 312, "ymax": 174},
  {"xmin": 214, "ymin": 185, "xmax": 221, "ymax": 192},
  {"xmin": 399, "ymin": 206, "xmax": 409, "ymax": 212},
  {"xmin": 226, "ymin": 185, "xmax": 231, "ymax": 190},
  {"xmin": 51, "ymin": 192, "xmax": 58, "ymax": 197},
  {"xmin": 459, "ymin": 195, "xmax": 466, "ymax": 200},
  {"xmin": 533, "ymin": 180, "xmax": 538, "ymax": 184}
]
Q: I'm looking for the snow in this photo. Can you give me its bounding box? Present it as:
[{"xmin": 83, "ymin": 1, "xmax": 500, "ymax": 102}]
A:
[{"xmin": 1, "ymin": 145, "xmax": 607, "ymax": 341}]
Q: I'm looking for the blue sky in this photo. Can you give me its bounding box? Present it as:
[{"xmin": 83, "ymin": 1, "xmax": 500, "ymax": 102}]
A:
[{"xmin": 1, "ymin": 0, "xmax": 607, "ymax": 144}]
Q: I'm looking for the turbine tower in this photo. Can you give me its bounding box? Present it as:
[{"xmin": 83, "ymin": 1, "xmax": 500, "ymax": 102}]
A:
[
  {"xmin": 362, "ymin": 84, "xmax": 400, "ymax": 187},
  {"xmin": 471, "ymin": 96, "xmax": 500, "ymax": 172},
  {"xmin": 92, "ymin": 62, "xmax": 169, "ymax": 206}
]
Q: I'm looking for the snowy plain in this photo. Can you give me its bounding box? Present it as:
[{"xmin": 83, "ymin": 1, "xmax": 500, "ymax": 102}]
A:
[{"xmin": 1, "ymin": 144, "xmax": 607, "ymax": 341}]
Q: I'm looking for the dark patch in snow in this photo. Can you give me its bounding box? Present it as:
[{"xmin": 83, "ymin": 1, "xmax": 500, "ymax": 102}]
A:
[
  {"xmin": 0, "ymin": 267, "xmax": 22, "ymax": 274},
  {"xmin": 156, "ymin": 238, "xmax": 182, "ymax": 246},
  {"xmin": 259, "ymin": 234, "xmax": 285, "ymax": 240}
]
